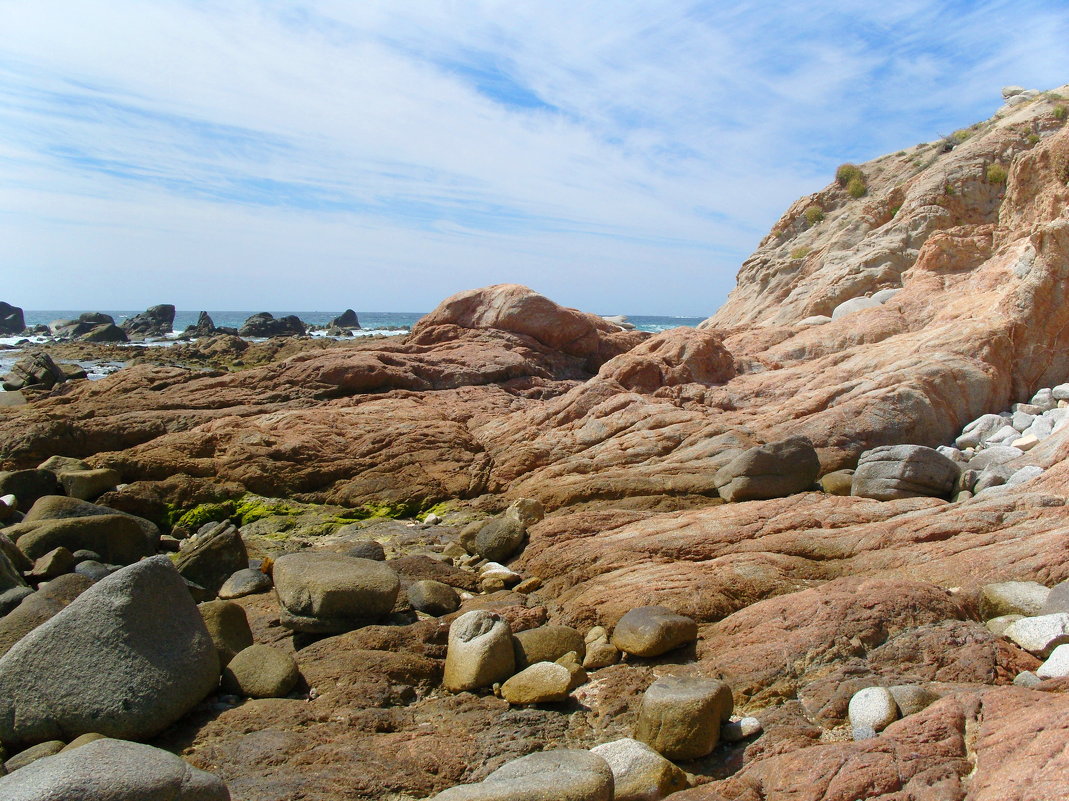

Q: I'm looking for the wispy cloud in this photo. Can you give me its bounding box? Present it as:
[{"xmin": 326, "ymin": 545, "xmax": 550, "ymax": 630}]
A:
[{"xmin": 0, "ymin": 0, "xmax": 1066, "ymax": 314}]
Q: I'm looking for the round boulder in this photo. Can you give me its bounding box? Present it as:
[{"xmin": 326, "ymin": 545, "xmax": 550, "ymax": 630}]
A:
[
  {"xmin": 433, "ymin": 748, "xmax": 613, "ymax": 801},
  {"xmin": 713, "ymin": 436, "xmax": 820, "ymax": 503},
  {"xmin": 611, "ymin": 606, "xmax": 697, "ymax": 658},
  {"xmin": 443, "ymin": 609, "xmax": 515, "ymax": 692},
  {"xmin": 514, "ymin": 624, "xmax": 586, "ymax": 668},
  {"xmin": 407, "ymin": 579, "xmax": 460, "ymax": 616},
  {"xmin": 634, "ymin": 676, "xmax": 734, "ymax": 760},
  {"xmin": 848, "ymin": 686, "xmax": 899, "ymax": 732},
  {"xmin": 501, "ymin": 662, "xmax": 572, "ymax": 704},
  {"xmin": 851, "ymin": 445, "xmax": 961, "ymax": 500},
  {"xmin": 221, "ymin": 644, "xmax": 300, "ymax": 698}
]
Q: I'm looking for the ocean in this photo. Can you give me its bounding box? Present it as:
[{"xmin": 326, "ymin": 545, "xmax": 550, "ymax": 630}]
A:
[{"xmin": 1, "ymin": 310, "xmax": 707, "ymax": 381}]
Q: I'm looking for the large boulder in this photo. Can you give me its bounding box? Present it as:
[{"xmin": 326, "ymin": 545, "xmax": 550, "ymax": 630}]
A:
[
  {"xmin": 22, "ymin": 495, "xmax": 160, "ymax": 546},
  {"xmin": 238, "ymin": 313, "xmax": 306, "ymax": 337},
  {"xmin": 713, "ymin": 436, "xmax": 820, "ymax": 502},
  {"xmin": 513, "ymin": 624, "xmax": 586, "ymax": 668},
  {"xmin": 221, "ymin": 644, "xmax": 299, "ymax": 699},
  {"xmin": 0, "ymin": 302, "xmax": 24, "ymax": 335},
  {"xmin": 173, "ymin": 522, "xmax": 248, "ymax": 597},
  {"xmin": 0, "ymin": 469, "xmax": 62, "ymax": 508},
  {"xmin": 851, "ymin": 445, "xmax": 961, "ymax": 500},
  {"xmin": 0, "ymin": 557, "xmax": 220, "ymax": 746},
  {"xmin": 329, "ymin": 309, "xmax": 361, "ymax": 329},
  {"xmin": 273, "ymin": 552, "xmax": 400, "ymax": 633},
  {"xmin": 611, "ymin": 606, "xmax": 697, "ymax": 658},
  {"xmin": 2, "ymin": 355, "xmax": 67, "ymax": 392},
  {"xmin": 198, "ymin": 600, "xmax": 253, "ymax": 667},
  {"xmin": 472, "ymin": 515, "xmax": 527, "ymax": 563},
  {"xmin": 6, "ymin": 515, "xmax": 155, "ymax": 564},
  {"xmin": 634, "ymin": 676, "xmax": 733, "ymax": 760},
  {"xmin": 121, "ymin": 304, "xmax": 176, "ymax": 338},
  {"xmin": 433, "ymin": 749, "xmax": 614, "ymax": 801},
  {"xmin": 501, "ymin": 661, "xmax": 573, "ymax": 704},
  {"xmin": 0, "ymin": 738, "xmax": 230, "ymax": 800},
  {"xmin": 443, "ymin": 609, "xmax": 515, "ymax": 692}
]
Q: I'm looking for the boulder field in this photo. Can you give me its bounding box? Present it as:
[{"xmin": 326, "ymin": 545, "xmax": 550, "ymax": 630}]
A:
[{"xmin": 1, "ymin": 87, "xmax": 1069, "ymax": 799}]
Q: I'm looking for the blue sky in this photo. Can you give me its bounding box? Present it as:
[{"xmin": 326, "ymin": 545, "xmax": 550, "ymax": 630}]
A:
[{"xmin": 1, "ymin": 1, "xmax": 1067, "ymax": 315}]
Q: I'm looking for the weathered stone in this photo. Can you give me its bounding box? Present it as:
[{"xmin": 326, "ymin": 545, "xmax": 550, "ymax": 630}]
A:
[
  {"xmin": 473, "ymin": 516, "xmax": 526, "ymax": 563},
  {"xmin": 831, "ymin": 296, "xmax": 882, "ymax": 319},
  {"xmin": 0, "ymin": 557, "xmax": 219, "ymax": 746},
  {"xmin": 28, "ymin": 547, "xmax": 74, "ymax": 581},
  {"xmin": 714, "ymin": 436, "xmax": 820, "ymax": 502},
  {"xmin": 1002, "ymin": 613, "xmax": 1069, "ymax": 657},
  {"xmin": 0, "ymin": 574, "xmax": 93, "ymax": 658},
  {"xmin": 0, "ymin": 302, "xmax": 24, "ymax": 335},
  {"xmin": 238, "ymin": 312, "xmax": 306, "ymax": 337},
  {"xmin": 985, "ymin": 614, "xmax": 1023, "ymax": 636},
  {"xmin": 888, "ymin": 684, "xmax": 939, "ymax": 717},
  {"xmin": 21, "ymin": 496, "xmax": 159, "ymax": 547},
  {"xmin": 589, "ymin": 738, "xmax": 688, "ymax": 801},
  {"xmin": 1040, "ymin": 579, "xmax": 1069, "ymax": 615},
  {"xmin": 847, "ymin": 686, "xmax": 899, "ymax": 731},
  {"xmin": 198, "ymin": 600, "xmax": 254, "ymax": 667},
  {"xmin": 851, "ymin": 445, "xmax": 960, "ymax": 500},
  {"xmin": 217, "ymin": 567, "xmax": 272, "ymax": 599},
  {"xmin": 221, "ymin": 644, "xmax": 300, "ymax": 698},
  {"xmin": 8, "ymin": 515, "xmax": 153, "ymax": 565},
  {"xmin": 174, "ymin": 521, "xmax": 249, "ymax": 598},
  {"xmin": 121, "ymin": 304, "xmax": 176, "ymax": 338},
  {"xmin": 443, "ymin": 609, "xmax": 515, "ymax": 692},
  {"xmin": 56, "ymin": 468, "xmax": 120, "ymax": 501},
  {"xmin": 407, "ymin": 579, "xmax": 460, "ymax": 616},
  {"xmin": 0, "ymin": 470, "xmax": 61, "ymax": 509},
  {"xmin": 274, "ymin": 552, "xmax": 400, "ymax": 633},
  {"xmin": 1036, "ymin": 644, "xmax": 1069, "ymax": 679},
  {"xmin": 0, "ymin": 738, "xmax": 230, "ymax": 800},
  {"xmin": 513, "ymin": 624, "xmax": 586, "ymax": 668},
  {"xmin": 721, "ymin": 716, "xmax": 763, "ymax": 742},
  {"xmin": 611, "ymin": 606, "xmax": 697, "ymax": 658},
  {"xmin": 37, "ymin": 456, "xmax": 91, "ymax": 474},
  {"xmin": 346, "ymin": 540, "xmax": 386, "ymax": 561},
  {"xmin": 433, "ymin": 749, "xmax": 613, "ymax": 801},
  {"xmin": 501, "ymin": 661, "xmax": 572, "ymax": 704},
  {"xmin": 819, "ymin": 469, "xmax": 855, "ymax": 496},
  {"xmin": 4, "ymin": 740, "xmax": 64, "ymax": 772},
  {"xmin": 634, "ymin": 675, "xmax": 733, "ymax": 760},
  {"xmin": 980, "ymin": 581, "xmax": 1050, "ymax": 619},
  {"xmin": 60, "ymin": 732, "xmax": 107, "ymax": 751}
]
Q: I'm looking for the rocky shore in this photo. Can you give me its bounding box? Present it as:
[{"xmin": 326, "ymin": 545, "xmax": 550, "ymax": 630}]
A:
[{"xmin": 1, "ymin": 85, "xmax": 1068, "ymax": 800}]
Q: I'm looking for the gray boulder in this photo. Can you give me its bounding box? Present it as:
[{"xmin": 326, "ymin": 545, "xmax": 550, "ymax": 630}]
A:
[
  {"xmin": 589, "ymin": 738, "xmax": 688, "ymax": 801},
  {"xmin": 0, "ymin": 470, "xmax": 62, "ymax": 509},
  {"xmin": 22, "ymin": 496, "xmax": 160, "ymax": 547},
  {"xmin": 221, "ymin": 644, "xmax": 300, "ymax": 698},
  {"xmin": 174, "ymin": 522, "xmax": 248, "ymax": 597},
  {"xmin": 407, "ymin": 579, "xmax": 460, "ymax": 616},
  {"xmin": 831, "ymin": 296, "xmax": 882, "ymax": 319},
  {"xmin": 0, "ymin": 738, "xmax": 230, "ymax": 800},
  {"xmin": 274, "ymin": 552, "xmax": 400, "ymax": 633},
  {"xmin": 0, "ymin": 302, "xmax": 24, "ymax": 335},
  {"xmin": 634, "ymin": 676, "xmax": 733, "ymax": 759},
  {"xmin": 611, "ymin": 606, "xmax": 697, "ymax": 658},
  {"xmin": 56, "ymin": 468, "xmax": 120, "ymax": 501},
  {"xmin": 0, "ymin": 574, "xmax": 93, "ymax": 658},
  {"xmin": 0, "ymin": 557, "xmax": 219, "ymax": 746},
  {"xmin": 473, "ymin": 516, "xmax": 526, "ymax": 563},
  {"xmin": 198, "ymin": 600, "xmax": 253, "ymax": 667},
  {"xmin": 7, "ymin": 515, "xmax": 154, "ymax": 564},
  {"xmin": 218, "ymin": 568, "xmax": 272, "ymax": 599},
  {"xmin": 851, "ymin": 445, "xmax": 960, "ymax": 500},
  {"xmin": 847, "ymin": 686, "xmax": 899, "ymax": 731},
  {"xmin": 513, "ymin": 624, "xmax": 586, "ymax": 669},
  {"xmin": 980, "ymin": 581, "xmax": 1050, "ymax": 619},
  {"xmin": 434, "ymin": 749, "xmax": 613, "ymax": 801},
  {"xmin": 713, "ymin": 436, "xmax": 820, "ymax": 502}
]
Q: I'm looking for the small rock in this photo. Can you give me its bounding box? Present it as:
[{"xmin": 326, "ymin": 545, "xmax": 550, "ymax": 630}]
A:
[
  {"xmin": 590, "ymin": 738, "xmax": 688, "ymax": 801},
  {"xmin": 852, "ymin": 725, "xmax": 878, "ymax": 741},
  {"xmin": 407, "ymin": 579, "xmax": 460, "ymax": 616},
  {"xmin": 889, "ymin": 684, "xmax": 939, "ymax": 717},
  {"xmin": 514, "ymin": 576, "xmax": 543, "ymax": 593},
  {"xmin": 501, "ymin": 661, "xmax": 572, "ymax": 704},
  {"xmin": 1030, "ymin": 387, "xmax": 1056, "ymax": 410},
  {"xmin": 57, "ymin": 468, "xmax": 120, "ymax": 501},
  {"xmin": 0, "ymin": 470, "xmax": 62, "ymax": 510},
  {"xmin": 423, "ymin": 513, "xmax": 442, "ymax": 525},
  {"xmin": 60, "ymin": 732, "xmax": 107, "ymax": 751},
  {"xmin": 714, "ymin": 435, "xmax": 820, "ymax": 502},
  {"xmin": 173, "ymin": 521, "xmax": 248, "ymax": 598},
  {"xmin": 831, "ymin": 296, "xmax": 882, "ymax": 319},
  {"xmin": 1014, "ymin": 671, "xmax": 1042, "ymax": 687},
  {"xmin": 346, "ymin": 540, "xmax": 386, "ymax": 561},
  {"xmin": 1040, "ymin": 580, "xmax": 1069, "ymax": 615},
  {"xmin": 443, "ymin": 609, "xmax": 515, "ymax": 692},
  {"xmin": 721, "ymin": 716, "xmax": 763, "ymax": 742},
  {"xmin": 222, "ymin": 644, "xmax": 300, "ymax": 698},
  {"xmin": 986, "ymin": 614, "xmax": 1024, "ymax": 636},
  {"xmin": 611, "ymin": 605, "xmax": 697, "ymax": 658},
  {"xmin": 967, "ymin": 446, "xmax": 1024, "ymax": 470},
  {"xmin": 28, "ymin": 547, "xmax": 74, "ymax": 581},
  {"xmin": 473, "ymin": 515, "xmax": 526, "ymax": 563},
  {"xmin": 818, "ymin": 469, "xmax": 854, "ymax": 496},
  {"xmin": 479, "ymin": 561, "xmax": 522, "ymax": 586},
  {"xmin": 635, "ymin": 675, "xmax": 733, "ymax": 760},
  {"xmin": 218, "ymin": 567, "xmax": 272, "ymax": 599},
  {"xmin": 1010, "ymin": 435, "xmax": 1039, "ymax": 451},
  {"xmin": 74, "ymin": 560, "xmax": 114, "ymax": 581},
  {"xmin": 1037, "ymin": 644, "xmax": 1069, "ymax": 679},
  {"xmin": 847, "ymin": 686, "xmax": 899, "ymax": 732}
]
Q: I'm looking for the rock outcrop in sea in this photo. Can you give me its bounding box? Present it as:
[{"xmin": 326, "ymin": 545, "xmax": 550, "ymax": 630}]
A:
[{"xmin": 1, "ymin": 85, "xmax": 1069, "ymax": 799}]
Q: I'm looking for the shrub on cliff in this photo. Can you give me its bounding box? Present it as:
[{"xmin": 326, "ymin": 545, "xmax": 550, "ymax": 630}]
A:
[
  {"xmin": 1054, "ymin": 105, "xmax": 1067, "ymax": 122},
  {"xmin": 847, "ymin": 177, "xmax": 868, "ymax": 198},
  {"xmin": 804, "ymin": 205, "xmax": 824, "ymax": 226},
  {"xmin": 836, "ymin": 163, "xmax": 863, "ymax": 186},
  {"xmin": 986, "ymin": 163, "xmax": 1008, "ymax": 184}
]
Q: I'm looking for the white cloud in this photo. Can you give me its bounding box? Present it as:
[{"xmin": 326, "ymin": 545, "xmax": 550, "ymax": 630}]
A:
[{"xmin": 0, "ymin": 0, "xmax": 1066, "ymax": 314}]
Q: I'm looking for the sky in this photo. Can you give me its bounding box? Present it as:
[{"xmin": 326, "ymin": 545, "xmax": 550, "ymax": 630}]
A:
[{"xmin": 1, "ymin": 1, "xmax": 1067, "ymax": 316}]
